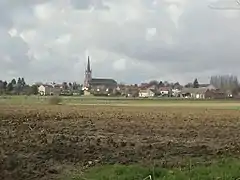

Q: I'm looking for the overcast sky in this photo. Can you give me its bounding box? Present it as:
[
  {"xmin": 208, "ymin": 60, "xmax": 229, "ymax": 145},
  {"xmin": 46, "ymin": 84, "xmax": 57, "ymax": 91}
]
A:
[{"xmin": 0, "ymin": 0, "xmax": 240, "ymax": 84}]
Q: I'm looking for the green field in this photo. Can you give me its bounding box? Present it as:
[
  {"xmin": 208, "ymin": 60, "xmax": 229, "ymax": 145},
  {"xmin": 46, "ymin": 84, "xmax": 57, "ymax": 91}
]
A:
[
  {"xmin": 1, "ymin": 95, "xmax": 240, "ymax": 109},
  {"xmin": 63, "ymin": 158, "xmax": 240, "ymax": 180}
]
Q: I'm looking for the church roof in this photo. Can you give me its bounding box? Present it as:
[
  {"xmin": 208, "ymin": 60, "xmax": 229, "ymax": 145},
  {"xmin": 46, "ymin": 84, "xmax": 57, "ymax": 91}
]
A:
[{"xmin": 89, "ymin": 78, "xmax": 117, "ymax": 85}]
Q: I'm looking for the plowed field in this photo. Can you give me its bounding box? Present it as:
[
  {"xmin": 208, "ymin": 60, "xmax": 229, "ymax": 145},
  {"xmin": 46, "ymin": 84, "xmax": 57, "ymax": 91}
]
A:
[{"xmin": 1, "ymin": 104, "xmax": 240, "ymax": 180}]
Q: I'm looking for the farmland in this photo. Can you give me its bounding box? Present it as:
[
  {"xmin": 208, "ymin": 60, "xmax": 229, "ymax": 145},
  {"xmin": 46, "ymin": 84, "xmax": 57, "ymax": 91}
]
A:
[
  {"xmin": 1, "ymin": 99, "xmax": 240, "ymax": 179},
  {"xmin": 1, "ymin": 95, "xmax": 240, "ymax": 108}
]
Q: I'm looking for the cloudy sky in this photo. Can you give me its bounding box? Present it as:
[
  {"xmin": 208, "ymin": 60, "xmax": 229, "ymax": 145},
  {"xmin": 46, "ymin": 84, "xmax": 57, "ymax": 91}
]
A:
[{"xmin": 1, "ymin": 0, "xmax": 240, "ymax": 84}]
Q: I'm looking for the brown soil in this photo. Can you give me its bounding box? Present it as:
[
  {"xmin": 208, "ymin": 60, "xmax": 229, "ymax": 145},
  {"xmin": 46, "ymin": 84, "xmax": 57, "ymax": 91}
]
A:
[{"xmin": 1, "ymin": 104, "xmax": 240, "ymax": 179}]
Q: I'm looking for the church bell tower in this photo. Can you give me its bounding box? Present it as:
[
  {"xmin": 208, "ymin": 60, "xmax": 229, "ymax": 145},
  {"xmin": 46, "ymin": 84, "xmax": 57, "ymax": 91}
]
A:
[{"xmin": 84, "ymin": 56, "xmax": 92, "ymax": 89}]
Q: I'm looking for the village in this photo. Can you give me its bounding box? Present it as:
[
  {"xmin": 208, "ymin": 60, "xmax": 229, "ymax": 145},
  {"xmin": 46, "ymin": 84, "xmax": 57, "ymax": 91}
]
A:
[
  {"xmin": 37, "ymin": 80, "xmax": 232, "ymax": 99},
  {"xmin": 36, "ymin": 57, "xmax": 237, "ymax": 99},
  {"xmin": 0, "ymin": 56, "xmax": 237, "ymax": 99}
]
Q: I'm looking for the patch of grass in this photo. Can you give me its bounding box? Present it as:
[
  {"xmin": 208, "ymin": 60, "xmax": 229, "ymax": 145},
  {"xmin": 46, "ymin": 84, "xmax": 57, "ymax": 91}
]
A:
[
  {"xmin": 48, "ymin": 96, "xmax": 62, "ymax": 105},
  {"xmin": 63, "ymin": 158, "xmax": 240, "ymax": 180},
  {"xmin": 1, "ymin": 95, "xmax": 240, "ymax": 109}
]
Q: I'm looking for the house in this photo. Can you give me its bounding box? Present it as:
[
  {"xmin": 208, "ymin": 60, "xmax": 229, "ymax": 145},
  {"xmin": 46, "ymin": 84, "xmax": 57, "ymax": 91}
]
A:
[
  {"xmin": 225, "ymin": 90, "xmax": 233, "ymax": 98},
  {"xmin": 180, "ymin": 84, "xmax": 217, "ymax": 99},
  {"xmin": 181, "ymin": 88, "xmax": 208, "ymax": 99},
  {"xmin": 38, "ymin": 84, "xmax": 61, "ymax": 96},
  {"xmin": 139, "ymin": 88, "xmax": 155, "ymax": 98},
  {"xmin": 38, "ymin": 84, "xmax": 52, "ymax": 96},
  {"xmin": 205, "ymin": 89, "xmax": 226, "ymax": 99},
  {"xmin": 84, "ymin": 90, "xmax": 91, "ymax": 96},
  {"xmin": 158, "ymin": 87, "xmax": 172, "ymax": 96},
  {"xmin": 52, "ymin": 84, "xmax": 62, "ymax": 95},
  {"xmin": 118, "ymin": 85, "xmax": 139, "ymax": 97},
  {"xmin": 172, "ymin": 89, "xmax": 181, "ymax": 97}
]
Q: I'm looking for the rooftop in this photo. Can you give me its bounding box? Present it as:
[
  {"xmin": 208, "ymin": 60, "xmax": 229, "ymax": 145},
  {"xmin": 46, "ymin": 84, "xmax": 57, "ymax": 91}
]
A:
[{"xmin": 89, "ymin": 78, "xmax": 117, "ymax": 85}]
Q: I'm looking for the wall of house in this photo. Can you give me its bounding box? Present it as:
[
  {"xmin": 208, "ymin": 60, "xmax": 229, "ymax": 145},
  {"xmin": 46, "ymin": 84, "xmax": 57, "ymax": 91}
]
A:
[
  {"xmin": 205, "ymin": 90, "xmax": 226, "ymax": 99},
  {"xmin": 139, "ymin": 92, "xmax": 148, "ymax": 97},
  {"xmin": 38, "ymin": 85, "xmax": 45, "ymax": 93},
  {"xmin": 172, "ymin": 89, "xmax": 180, "ymax": 97},
  {"xmin": 84, "ymin": 90, "xmax": 91, "ymax": 96},
  {"xmin": 52, "ymin": 88, "xmax": 61, "ymax": 95},
  {"xmin": 139, "ymin": 90, "xmax": 154, "ymax": 97},
  {"xmin": 160, "ymin": 90, "xmax": 168, "ymax": 96},
  {"xmin": 195, "ymin": 93, "xmax": 205, "ymax": 99},
  {"xmin": 38, "ymin": 85, "xmax": 55, "ymax": 96},
  {"xmin": 38, "ymin": 85, "xmax": 47, "ymax": 95},
  {"xmin": 182, "ymin": 92, "xmax": 205, "ymax": 99}
]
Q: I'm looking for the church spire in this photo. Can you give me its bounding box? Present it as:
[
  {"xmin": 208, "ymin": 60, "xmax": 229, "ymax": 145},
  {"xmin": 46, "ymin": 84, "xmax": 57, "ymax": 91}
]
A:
[
  {"xmin": 87, "ymin": 56, "xmax": 91, "ymax": 72},
  {"xmin": 84, "ymin": 56, "xmax": 92, "ymax": 89}
]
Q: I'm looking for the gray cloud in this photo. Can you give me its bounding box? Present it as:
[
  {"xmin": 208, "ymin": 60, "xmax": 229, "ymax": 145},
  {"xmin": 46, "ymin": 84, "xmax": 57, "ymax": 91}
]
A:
[
  {"xmin": 0, "ymin": 0, "xmax": 240, "ymax": 84},
  {"xmin": 71, "ymin": 0, "xmax": 109, "ymax": 10}
]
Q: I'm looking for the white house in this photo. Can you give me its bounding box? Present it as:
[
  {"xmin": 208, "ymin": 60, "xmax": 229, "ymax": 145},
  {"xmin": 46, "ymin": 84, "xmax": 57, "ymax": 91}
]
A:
[
  {"xmin": 38, "ymin": 85, "xmax": 51, "ymax": 96},
  {"xmin": 158, "ymin": 87, "xmax": 171, "ymax": 96},
  {"xmin": 38, "ymin": 84, "xmax": 61, "ymax": 96},
  {"xmin": 172, "ymin": 89, "xmax": 181, "ymax": 97},
  {"xmin": 181, "ymin": 88, "xmax": 208, "ymax": 99},
  {"xmin": 139, "ymin": 89, "xmax": 155, "ymax": 98}
]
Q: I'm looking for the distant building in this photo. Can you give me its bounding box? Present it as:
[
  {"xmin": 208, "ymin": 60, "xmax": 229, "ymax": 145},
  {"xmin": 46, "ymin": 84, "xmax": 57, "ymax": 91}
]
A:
[
  {"xmin": 180, "ymin": 85, "xmax": 225, "ymax": 99},
  {"xmin": 83, "ymin": 56, "xmax": 117, "ymax": 94},
  {"xmin": 181, "ymin": 88, "xmax": 208, "ymax": 99},
  {"xmin": 139, "ymin": 88, "xmax": 155, "ymax": 98},
  {"xmin": 38, "ymin": 84, "xmax": 52, "ymax": 96},
  {"xmin": 38, "ymin": 84, "xmax": 61, "ymax": 96},
  {"xmin": 158, "ymin": 87, "xmax": 172, "ymax": 96}
]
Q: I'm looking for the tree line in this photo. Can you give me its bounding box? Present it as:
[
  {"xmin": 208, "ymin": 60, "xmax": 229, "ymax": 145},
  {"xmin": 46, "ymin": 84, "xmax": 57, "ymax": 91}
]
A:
[
  {"xmin": 60, "ymin": 82, "xmax": 82, "ymax": 91},
  {"xmin": 210, "ymin": 75, "xmax": 239, "ymax": 92},
  {"xmin": 0, "ymin": 78, "xmax": 83, "ymax": 96},
  {"xmin": 0, "ymin": 77, "xmax": 39, "ymax": 95}
]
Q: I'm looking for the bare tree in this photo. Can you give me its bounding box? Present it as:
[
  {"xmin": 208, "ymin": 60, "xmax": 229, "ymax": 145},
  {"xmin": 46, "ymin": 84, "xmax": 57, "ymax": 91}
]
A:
[
  {"xmin": 184, "ymin": 83, "xmax": 193, "ymax": 88},
  {"xmin": 210, "ymin": 75, "xmax": 239, "ymax": 92},
  {"xmin": 193, "ymin": 78, "xmax": 199, "ymax": 88},
  {"xmin": 149, "ymin": 80, "xmax": 159, "ymax": 86},
  {"xmin": 158, "ymin": 81, "xmax": 164, "ymax": 87}
]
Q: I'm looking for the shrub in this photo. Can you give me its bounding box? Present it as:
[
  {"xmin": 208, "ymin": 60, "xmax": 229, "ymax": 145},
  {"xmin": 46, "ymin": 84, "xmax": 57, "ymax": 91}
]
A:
[{"xmin": 48, "ymin": 96, "xmax": 62, "ymax": 105}]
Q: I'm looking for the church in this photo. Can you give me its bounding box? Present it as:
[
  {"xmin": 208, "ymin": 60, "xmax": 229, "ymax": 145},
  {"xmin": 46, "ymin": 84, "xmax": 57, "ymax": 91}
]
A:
[{"xmin": 83, "ymin": 56, "xmax": 117, "ymax": 93}]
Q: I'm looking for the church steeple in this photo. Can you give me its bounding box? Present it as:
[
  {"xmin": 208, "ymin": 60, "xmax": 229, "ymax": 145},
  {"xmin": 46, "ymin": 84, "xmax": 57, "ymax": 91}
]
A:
[
  {"xmin": 87, "ymin": 56, "xmax": 91, "ymax": 72},
  {"xmin": 84, "ymin": 56, "xmax": 92, "ymax": 89}
]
